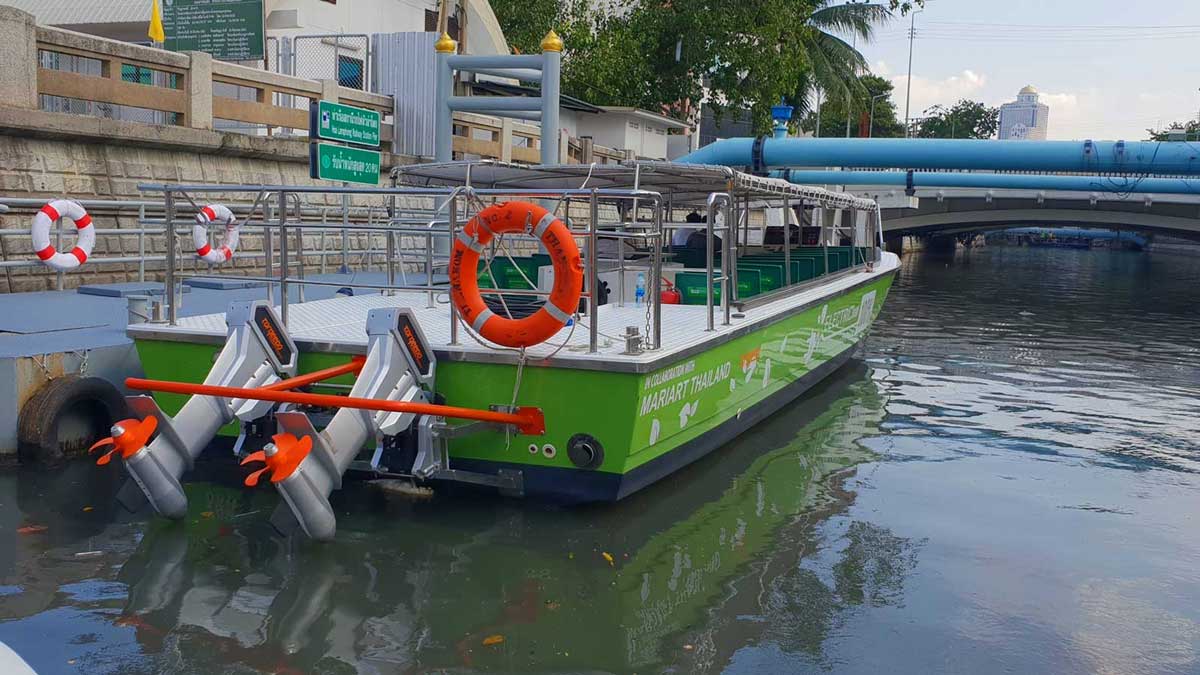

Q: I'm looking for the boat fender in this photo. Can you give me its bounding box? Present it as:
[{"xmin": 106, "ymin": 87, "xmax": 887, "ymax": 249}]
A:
[
  {"xmin": 567, "ymin": 433, "xmax": 604, "ymax": 469},
  {"xmin": 193, "ymin": 204, "xmax": 240, "ymax": 264},
  {"xmin": 17, "ymin": 375, "xmax": 128, "ymax": 464},
  {"xmin": 449, "ymin": 201, "xmax": 583, "ymax": 348},
  {"xmin": 30, "ymin": 199, "xmax": 94, "ymax": 270}
]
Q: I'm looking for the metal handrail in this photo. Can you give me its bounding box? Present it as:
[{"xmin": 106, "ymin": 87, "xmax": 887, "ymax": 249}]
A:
[
  {"xmin": 149, "ymin": 184, "xmax": 667, "ymax": 355},
  {"xmin": 705, "ymin": 192, "xmax": 733, "ymax": 331}
]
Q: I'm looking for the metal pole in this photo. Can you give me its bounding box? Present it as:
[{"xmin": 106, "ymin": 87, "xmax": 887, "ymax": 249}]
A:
[
  {"xmin": 264, "ymin": 207, "xmax": 274, "ymax": 305},
  {"xmin": 904, "ymin": 10, "xmax": 922, "ymax": 138},
  {"xmin": 723, "ymin": 196, "xmax": 733, "ymax": 326},
  {"xmin": 138, "ymin": 204, "xmax": 146, "ymax": 282},
  {"xmin": 540, "ymin": 38, "xmax": 562, "ymax": 166},
  {"xmin": 434, "ymin": 35, "xmax": 455, "ymax": 162},
  {"xmin": 340, "ymin": 192, "xmax": 350, "ymax": 272},
  {"xmin": 815, "ymin": 89, "xmax": 822, "ymax": 139},
  {"xmin": 448, "ymin": 193, "xmax": 459, "ymax": 345},
  {"xmin": 587, "ymin": 189, "xmax": 598, "ymax": 353},
  {"xmin": 869, "ymin": 93, "xmax": 886, "ymax": 138},
  {"xmin": 822, "ymin": 208, "xmax": 830, "ymax": 276},
  {"xmin": 652, "ymin": 196, "xmax": 662, "ymax": 349},
  {"xmin": 164, "ymin": 191, "xmax": 177, "ymax": 324},
  {"xmin": 55, "ymin": 216, "xmax": 64, "ymax": 291},
  {"xmin": 783, "ymin": 196, "xmax": 791, "ymax": 286},
  {"xmin": 292, "ymin": 196, "xmax": 306, "ymax": 303},
  {"xmin": 386, "ymin": 230, "xmax": 396, "ymax": 295},
  {"xmin": 278, "ymin": 191, "xmax": 289, "ymax": 327}
]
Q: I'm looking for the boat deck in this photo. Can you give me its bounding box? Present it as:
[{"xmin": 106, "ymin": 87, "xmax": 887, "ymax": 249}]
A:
[{"xmin": 128, "ymin": 254, "xmax": 898, "ymax": 373}]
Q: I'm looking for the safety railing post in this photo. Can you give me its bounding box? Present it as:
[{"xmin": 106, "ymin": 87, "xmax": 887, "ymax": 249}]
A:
[
  {"xmin": 164, "ymin": 190, "xmax": 177, "ymax": 325},
  {"xmin": 448, "ymin": 192, "xmax": 459, "ymax": 346},
  {"xmin": 652, "ymin": 195, "xmax": 663, "ymax": 350},
  {"xmin": 588, "ymin": 189, "xmax": 599, "ymax": 353},
  {"xmin": 724, "ymin": 196, "xmax": 733, "ymax": 326},
  {"xmin": 783, "ymin": 196, "xmax": 792, "ymax": 286},
  {"xmin": 138, "ymin": 204, "xmax": 147, "ymax": 283},
  {"xmin": 54, "ymin": 215, "xmax": 64, "ymax": 291},
  {"xmin": 704, "ymin": 192, "xmax": 728, "ymax": 332},
  {"xmin": 278, "ymin": 190, "xmax": 289, "ymax": 327}
]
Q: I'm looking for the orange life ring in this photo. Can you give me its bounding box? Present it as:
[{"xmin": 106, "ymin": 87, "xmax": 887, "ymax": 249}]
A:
[{"xmin": 450, "ymin": 201, "xmax": 583, "ymax": 348}]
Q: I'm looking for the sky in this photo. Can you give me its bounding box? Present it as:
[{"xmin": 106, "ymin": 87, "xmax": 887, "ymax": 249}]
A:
[{"xmin": 855, "ymin": 0, "xmax": 1200, "ymax": 140}]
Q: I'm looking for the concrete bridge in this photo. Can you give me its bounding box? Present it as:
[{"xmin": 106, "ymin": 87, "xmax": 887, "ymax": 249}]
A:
[{"xmin": 848, "ymin": 185, "xmax": 1200, "ymax": 239}]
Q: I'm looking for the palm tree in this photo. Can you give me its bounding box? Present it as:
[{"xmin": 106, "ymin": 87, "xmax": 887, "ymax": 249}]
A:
[{"xmin": 793, "ymin": 1, "xmax": 892, "ymax": 119}]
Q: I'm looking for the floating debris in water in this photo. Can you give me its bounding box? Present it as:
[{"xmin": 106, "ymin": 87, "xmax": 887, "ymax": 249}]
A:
[{"xmin": 371, "ymin": 479, "xmax": 435, "ymax": 499}]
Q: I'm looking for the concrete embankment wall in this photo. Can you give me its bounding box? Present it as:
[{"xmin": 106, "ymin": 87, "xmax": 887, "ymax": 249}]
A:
[{"xmin": 0, "ymin": 124, "xmax": 425, "ymax": 293}]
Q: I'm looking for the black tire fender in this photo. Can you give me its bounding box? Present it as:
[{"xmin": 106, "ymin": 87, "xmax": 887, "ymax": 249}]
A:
[{"xmin": 17, "ymin": 375, "xmax": 128, "ymax": 464}]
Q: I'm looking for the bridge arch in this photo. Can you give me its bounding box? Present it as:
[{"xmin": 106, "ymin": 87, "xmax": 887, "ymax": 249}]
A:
[{"xmin": 881, "ymin": 208, "xmax": 1200, "ymax": 239}]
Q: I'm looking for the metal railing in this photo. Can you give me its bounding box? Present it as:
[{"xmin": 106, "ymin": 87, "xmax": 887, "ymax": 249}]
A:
[
  {"xmin": 0, "ymin": 196, "xmax": 436, "ymax": 292},
  {"xmin": 140, "ymin": 183, "xmax": 667, "ymax": 354}
]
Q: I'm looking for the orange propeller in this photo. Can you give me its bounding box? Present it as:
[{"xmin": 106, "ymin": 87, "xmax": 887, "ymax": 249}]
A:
[
  {"xmin": 89, "ymin": 416, "xmax": 158, "ymax": 466},
  {"xmin": 241, "ymin": 433, "xmax": 312, "ymax": 486}
]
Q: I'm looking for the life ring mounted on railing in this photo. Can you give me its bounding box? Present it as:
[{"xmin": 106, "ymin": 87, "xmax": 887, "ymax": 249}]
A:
[
  {"xmin": 193, "ymin": 204, "xmax": 240, "ymax": 264},
  {"xmin": 30, "ymin": 199, "xmax": 94, "ymax": 271},
  {"xmin": 449, "ymin": 201, "xmax": 583, "ymax": 348}
]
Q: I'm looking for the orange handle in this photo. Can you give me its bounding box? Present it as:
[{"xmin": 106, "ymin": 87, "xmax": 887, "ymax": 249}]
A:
[
  {"xmin": 262, "ymin": 356, "xmax": 366, "ymax": 391},
  {"xmin": 125, "ymin": 377, "xmax": 545, "ymax": 435}
]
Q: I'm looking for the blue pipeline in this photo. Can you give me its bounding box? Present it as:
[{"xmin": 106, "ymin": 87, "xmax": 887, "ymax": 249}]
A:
[
  {"xmin": 771, "ymin": 170, "xmax": 1200, "ymax": 196},
  {"xmin": 677, "ymin": 137, "xmax": 1200, "ymax": 176}
]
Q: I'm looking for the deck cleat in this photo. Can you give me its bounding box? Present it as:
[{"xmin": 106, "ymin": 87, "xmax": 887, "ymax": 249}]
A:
[
  {"xmin": 89, "ymin": 417, "xmax": 158, "ymax": 466},
  {"xmin": 241, "ymin": 433, "xmax": 312, "ymax": 487}
]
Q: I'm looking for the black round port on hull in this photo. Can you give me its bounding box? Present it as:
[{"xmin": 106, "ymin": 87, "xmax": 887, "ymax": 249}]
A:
[{"xmin": 567, "ymin": 433, "xmax": 604, "ymax": 469}]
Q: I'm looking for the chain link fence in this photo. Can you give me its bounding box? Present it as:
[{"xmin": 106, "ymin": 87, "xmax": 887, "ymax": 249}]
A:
[{"xmin": 292, "ymin": 34, "xmax": 371, "ymax": 91}]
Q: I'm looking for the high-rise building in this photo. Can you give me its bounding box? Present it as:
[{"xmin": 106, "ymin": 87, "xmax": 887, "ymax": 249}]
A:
[{"xmin": 999, "ymin": 85, "xmax": 1050, "ymax": 140}]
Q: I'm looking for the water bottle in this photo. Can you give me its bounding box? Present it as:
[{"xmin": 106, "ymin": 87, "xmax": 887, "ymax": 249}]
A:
[{"xmin": 635, "ymin": 272, "xmax": 646, "ymax": 307}]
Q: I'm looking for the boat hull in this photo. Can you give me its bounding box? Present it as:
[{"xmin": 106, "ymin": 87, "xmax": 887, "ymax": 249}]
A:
[{"xmin": 132, "ymin": 270, "xmax": 894, "ymax": 503}]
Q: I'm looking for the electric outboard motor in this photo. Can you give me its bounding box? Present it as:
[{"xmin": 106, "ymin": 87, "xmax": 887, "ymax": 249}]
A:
[
  {"xmin": 102, "ymin": 301, "xmax": 297, "ymax": 518},
  {"xmin": 242, "ymin": 307, "xmax": 435, "ymax": 541}
]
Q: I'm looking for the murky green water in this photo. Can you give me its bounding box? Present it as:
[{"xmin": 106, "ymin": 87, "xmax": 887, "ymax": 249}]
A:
[{"xmin": 2, "ymin": 246, "xmax": 1199, "ymax": 674}]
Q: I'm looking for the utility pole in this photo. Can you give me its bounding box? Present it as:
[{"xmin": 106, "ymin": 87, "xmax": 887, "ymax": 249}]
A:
[
  {"xmin": 815, "ymin": 88, "xmax": 823, "ymax": 138},
  {"xmin": 846, "ymin": 35, "xmax": 857, "ymax": 138},
  {"xmin": 868, "ymin": 92, "xmax": 887, "ymax": 138},
  {"xmin": 904, "ymin": 9, "xmax": 923, "ymax": 138}
]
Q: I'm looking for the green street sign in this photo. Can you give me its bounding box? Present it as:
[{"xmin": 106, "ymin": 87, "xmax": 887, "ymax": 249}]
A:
[
  {"xmin": 162, "ymin": 0, "xmax": 265, "ymax": 62},
  {"xmin": 309, "ymin": 143, "xmax": 381, "ymax": 185},
  {"xmin": 309, "ymin": 100, "xmax": 381, "ymax": 148}
]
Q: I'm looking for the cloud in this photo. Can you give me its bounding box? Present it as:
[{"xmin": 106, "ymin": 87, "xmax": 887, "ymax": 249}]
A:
[{"xmin": 887, "ymin": 69, "xmax": 987, "ymax": 117}]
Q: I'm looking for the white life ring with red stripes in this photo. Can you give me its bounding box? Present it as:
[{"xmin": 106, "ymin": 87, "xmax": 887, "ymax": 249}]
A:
[
  {"xmin": 193, "ymin": 204, "xmax": 240, "ymax": 264},
  {"xmin": 30, "ymin": 200, "xmax": 94, "ymax": 270}
]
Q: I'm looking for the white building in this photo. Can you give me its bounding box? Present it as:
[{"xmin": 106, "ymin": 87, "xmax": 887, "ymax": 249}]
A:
[
  {"xmin": 999, "ymin": 85, "xmax": 1050, "ymax": 140},
  {"xmin": 573, "ymin": 107, "xmax": 689, "ymax": 161}
]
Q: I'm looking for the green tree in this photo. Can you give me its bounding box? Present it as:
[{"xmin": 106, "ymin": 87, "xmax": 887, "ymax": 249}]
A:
[
  {"xmin": 790, "ymin": 1, "xmax": 893, "ymax": 122},
  {"xmin": 915, "ymin": 99, "xmax": 999, "ymax": 139},
  {"xmin": 799, "ymin": 73, "xmax": 904, "ymax": 138},
  {"xmin": 489, "ymin": 0, "xmax": 921, "ymax": 133},
  {"xmin": 1147, "ymin": 120, "xmax": 1200, "ymax": 141}
]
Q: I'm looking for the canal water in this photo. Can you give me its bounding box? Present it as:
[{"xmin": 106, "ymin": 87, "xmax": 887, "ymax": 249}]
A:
[{"xmin": 1, "ymin": 246, "xmax": 1198, "ymax": 674}]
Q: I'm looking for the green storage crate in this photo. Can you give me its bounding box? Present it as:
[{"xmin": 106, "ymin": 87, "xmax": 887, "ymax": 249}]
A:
[
  {"xmin": 737, "ymin": 262, "xmax": 783, "ymax": 292},
  {"xmin": 674, "ymin": 269, "xmax": 761, "ymax": 305}
]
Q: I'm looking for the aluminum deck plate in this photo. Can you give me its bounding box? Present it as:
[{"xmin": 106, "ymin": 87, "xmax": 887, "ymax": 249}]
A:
[{"xmin": 128, "ymin": 255, "xmax": 898, "ymax": 373}]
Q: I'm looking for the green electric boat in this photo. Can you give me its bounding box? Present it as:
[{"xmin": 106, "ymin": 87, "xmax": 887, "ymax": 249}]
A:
[{"xmin": 120, "ymin": 160, "xmax": 895, "ymax": 538}]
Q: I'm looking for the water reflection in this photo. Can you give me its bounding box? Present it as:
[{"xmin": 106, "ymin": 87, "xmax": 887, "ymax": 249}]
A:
[
  {"xmin": 8, "ymin": 247, "xmax": 1196, "ymax": 674},
  {"xmin": 0, "ymin": 362, "xmax": 904, "ymax": 673}
]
